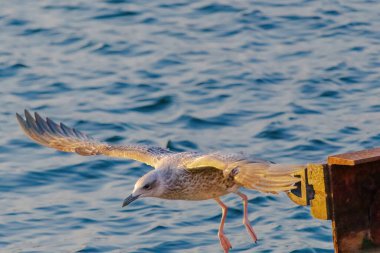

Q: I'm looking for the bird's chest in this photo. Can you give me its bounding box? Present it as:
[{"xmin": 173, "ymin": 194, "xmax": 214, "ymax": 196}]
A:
[{"xmin": 162, "ymin": 168, "xmax": 237, "ymax": 201}]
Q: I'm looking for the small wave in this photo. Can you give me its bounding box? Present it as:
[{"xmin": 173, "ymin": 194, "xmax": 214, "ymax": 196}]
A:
[{"xmin": 92, "ymin": 10, "xmax": 140, "ymax": 20}]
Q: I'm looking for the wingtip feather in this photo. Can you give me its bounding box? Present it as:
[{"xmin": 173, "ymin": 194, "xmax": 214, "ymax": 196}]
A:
[{"xmin": 16, "ymin": 112, "xmax": 24, "ymax": 124}]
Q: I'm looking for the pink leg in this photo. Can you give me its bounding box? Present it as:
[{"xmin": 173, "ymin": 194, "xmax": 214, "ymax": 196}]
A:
[
  {"xmin": 236, "ymin": 191, "xmax": 258, "ymax": 243},
  {"xmin": 215, "ymin": 198, "xmax": 232, "ymax": 253}
]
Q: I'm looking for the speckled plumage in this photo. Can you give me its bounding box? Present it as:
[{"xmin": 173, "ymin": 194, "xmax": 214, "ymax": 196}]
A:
[
  {"xmin": 156, "ymin": 166, "xmax": 238, "ymax": 200},
  {"xmin": 16, "ymin": 110, "xmax": 305, "ymax": 253}
]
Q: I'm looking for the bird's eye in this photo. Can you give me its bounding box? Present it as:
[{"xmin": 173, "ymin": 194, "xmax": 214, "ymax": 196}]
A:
[{"xmin": 143, "ymin": 184, "xmax": 151, "ymax": 190}]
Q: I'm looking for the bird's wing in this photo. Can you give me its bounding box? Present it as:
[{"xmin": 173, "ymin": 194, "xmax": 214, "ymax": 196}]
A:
[
  {"xmin": 16, "ymin": 110, "xmax": 173, "ymax": 168},
  {"xmin": 183, "ymin": 152, "xmax": 305, "ymax": 193}
]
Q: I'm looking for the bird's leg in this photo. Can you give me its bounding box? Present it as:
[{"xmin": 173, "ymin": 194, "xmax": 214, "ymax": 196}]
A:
[
  {"xmin": 236, "ymin": 191, "xmax": 258, "ymax": 243},
  {"xmin": 215, "ymin": 198, "xmax": 232, "ymax": 253}
]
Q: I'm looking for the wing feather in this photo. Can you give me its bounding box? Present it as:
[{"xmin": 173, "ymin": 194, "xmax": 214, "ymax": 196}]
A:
[
  {"xmin": 16, "ymin": 110, "xmax": 173, "ymax": 168},
  {"xmin": 184, "ymin": 152, "xmax": 304, "ymax": 193}
]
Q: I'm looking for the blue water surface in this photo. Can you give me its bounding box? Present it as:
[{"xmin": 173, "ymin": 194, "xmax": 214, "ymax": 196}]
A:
[{"xmin": 1, "ymin": 0, "xmax": 380, "ymax": 252}]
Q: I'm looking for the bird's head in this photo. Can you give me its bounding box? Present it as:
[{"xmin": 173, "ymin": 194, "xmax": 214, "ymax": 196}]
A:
[{"xmin": 122, "ymin": 170, "xmax": 163, "ymax": 207}]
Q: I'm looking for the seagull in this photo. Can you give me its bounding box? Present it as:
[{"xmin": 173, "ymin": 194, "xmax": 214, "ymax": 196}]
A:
[{"xmin": 16, "ymin": 110, "xmax": 304, "ymax": 253}]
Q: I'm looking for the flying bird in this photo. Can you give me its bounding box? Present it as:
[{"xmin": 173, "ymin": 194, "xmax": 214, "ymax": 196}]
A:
[{"xmin": 16, "ymin": 110, "xmax": 304, "ymax": 252}]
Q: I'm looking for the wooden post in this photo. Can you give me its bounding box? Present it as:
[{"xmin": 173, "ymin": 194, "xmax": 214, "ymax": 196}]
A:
[
  {"xmin": 328, "ymin": 148, "xmax": 380, "ymax": 252},
  {"xmin": 287, "ymin": 147, "xmax": 380, "ymax": 252}
]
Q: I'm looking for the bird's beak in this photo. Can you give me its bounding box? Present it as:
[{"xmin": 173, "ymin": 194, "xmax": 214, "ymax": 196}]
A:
[{"xmin": 122, "ymin": 194, "xmax": 140, "ymax": 207}]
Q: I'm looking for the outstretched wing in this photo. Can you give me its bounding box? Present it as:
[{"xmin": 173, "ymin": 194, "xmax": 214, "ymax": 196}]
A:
[
  {"xmin": 16, "ymin": 110, "xmax": 173, "ymax": 168},
  {"xmin": 183, "ymin": 152, "xmax": 304, "ymax": 193}
]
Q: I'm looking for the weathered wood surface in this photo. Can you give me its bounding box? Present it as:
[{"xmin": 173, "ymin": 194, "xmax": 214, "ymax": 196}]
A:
[{"xmin": 328, "ymin": 147, "xmax": 380, "ymax": 166}]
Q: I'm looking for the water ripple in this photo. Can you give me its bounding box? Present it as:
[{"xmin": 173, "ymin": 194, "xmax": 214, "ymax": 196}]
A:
[{"xmin": 93, "ymin": 10, "xmax": 140, "ymax": 20}]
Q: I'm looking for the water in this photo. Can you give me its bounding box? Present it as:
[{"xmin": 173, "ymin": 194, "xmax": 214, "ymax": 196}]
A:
[{"xmin": 1, "ymin": 0, "xmax": 380, "ymax": 252}]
